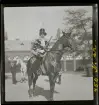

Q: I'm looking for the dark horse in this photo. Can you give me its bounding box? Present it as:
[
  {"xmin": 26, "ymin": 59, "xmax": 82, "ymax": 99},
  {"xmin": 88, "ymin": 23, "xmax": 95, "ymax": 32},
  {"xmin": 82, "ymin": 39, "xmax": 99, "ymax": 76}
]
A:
[{"xmin": 27, "ymin": 31, "xmax": 76, "ymax": 101}]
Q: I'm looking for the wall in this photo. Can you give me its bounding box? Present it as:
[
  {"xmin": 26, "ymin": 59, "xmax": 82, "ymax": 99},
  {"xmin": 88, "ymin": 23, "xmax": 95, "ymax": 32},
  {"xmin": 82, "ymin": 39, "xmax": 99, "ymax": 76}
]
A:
[
  {"xmin": 66, "ymin": 60, "xmax": 74, "ymax": 71},
  {"xmin": 62, "ymin": 59, "xmax": 92, "ymax": 71},
  {"xmin": 5, "ymin": 51, "xmax": 31, "ymax": 60}
]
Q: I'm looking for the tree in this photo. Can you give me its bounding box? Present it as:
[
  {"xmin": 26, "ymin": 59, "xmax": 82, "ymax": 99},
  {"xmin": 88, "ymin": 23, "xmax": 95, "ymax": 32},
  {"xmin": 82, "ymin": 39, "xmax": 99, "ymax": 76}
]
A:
[
  {"xmin": 63, "ymin": 9, "xmax": 92, "ymax": 74},
  {"xmin": 63, "ymin": 9, "xmax": 92, "ymax": 60}
]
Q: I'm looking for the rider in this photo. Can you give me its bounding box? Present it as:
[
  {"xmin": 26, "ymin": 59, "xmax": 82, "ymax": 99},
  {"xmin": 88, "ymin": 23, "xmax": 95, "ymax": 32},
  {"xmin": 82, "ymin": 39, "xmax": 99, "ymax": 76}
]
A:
[
  {"xmin": 31, "ymin": 28, "xmax": 48, "ymax": 75},
  {"xmin": 31, "ymin": 28, "xmax": 48, "ymax": 57}
]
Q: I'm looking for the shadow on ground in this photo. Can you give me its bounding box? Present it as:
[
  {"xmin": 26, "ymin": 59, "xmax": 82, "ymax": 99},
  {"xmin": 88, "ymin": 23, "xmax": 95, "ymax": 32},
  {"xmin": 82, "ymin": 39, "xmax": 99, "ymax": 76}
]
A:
[
  {"xmin": 29, "ymin": 85, "xmax": 59, "ymax": 101},
  {"xmin": 44, "ymin": 79, "xmax": 61, "ymax": 84}
]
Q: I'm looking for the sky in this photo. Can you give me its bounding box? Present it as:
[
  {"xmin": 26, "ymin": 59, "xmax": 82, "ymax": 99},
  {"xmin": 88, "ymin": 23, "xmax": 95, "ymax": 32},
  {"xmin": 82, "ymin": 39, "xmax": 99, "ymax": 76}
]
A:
[{"xmin": 4, "ymin": 6, "xmax": 92, "ymax": 41}]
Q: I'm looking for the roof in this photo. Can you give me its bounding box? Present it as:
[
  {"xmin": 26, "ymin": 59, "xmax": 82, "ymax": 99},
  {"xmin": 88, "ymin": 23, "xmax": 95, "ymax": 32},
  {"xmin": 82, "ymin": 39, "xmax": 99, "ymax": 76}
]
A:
[
  {"xmin": 5, "ymin": 39, "xmax": 57, "ymax": 51},
  {"xmin": 5, "ymin": 40, "xmax": 31, "ymax": 51}
]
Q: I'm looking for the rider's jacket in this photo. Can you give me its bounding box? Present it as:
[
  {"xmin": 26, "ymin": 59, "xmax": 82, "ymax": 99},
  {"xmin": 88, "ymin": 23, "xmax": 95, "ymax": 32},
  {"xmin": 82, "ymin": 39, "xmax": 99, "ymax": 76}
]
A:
[{"xmin": 31, "ymin": 37, "xmax": 48, "ymax": 57}]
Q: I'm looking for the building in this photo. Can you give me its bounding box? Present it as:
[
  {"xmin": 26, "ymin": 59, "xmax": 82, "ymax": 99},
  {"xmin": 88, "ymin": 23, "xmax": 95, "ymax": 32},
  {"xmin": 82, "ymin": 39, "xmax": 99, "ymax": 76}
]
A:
[
  {"xmin": 5, "ymin": 38, "xmax": 91, "ymax": 73},
  {"xmin": 5, "ymin": 40, "xmax": 31, "ymax": 60},
  {"xmin": 5, "ymin": 40, "xmax": 31, "ymax": 73}
]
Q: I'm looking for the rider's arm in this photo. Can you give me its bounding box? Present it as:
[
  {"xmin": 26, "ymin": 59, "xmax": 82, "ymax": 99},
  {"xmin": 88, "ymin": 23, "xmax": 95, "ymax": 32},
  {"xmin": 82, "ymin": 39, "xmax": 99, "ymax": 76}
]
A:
[{"xmin": 44, "ymin": 38, "xmax": 48, "ymax": 45}]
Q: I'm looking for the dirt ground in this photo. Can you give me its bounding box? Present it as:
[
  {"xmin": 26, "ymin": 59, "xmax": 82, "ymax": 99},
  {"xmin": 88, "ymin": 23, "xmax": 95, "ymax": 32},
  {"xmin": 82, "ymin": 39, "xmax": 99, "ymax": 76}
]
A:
[{"xmin": 5, "ymin": 72, "xmax": 93, "ymax": 101}]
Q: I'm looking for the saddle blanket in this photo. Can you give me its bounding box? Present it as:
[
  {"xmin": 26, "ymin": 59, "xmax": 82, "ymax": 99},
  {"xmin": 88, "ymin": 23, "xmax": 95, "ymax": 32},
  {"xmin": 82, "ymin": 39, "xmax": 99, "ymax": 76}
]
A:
[
  {"xmin": 30, "ymin": 56, "xmax": 46, "ymax": 75},
  {"xmin": 30, "ymin": 57, "xmax": 36, "ymax": 64}
]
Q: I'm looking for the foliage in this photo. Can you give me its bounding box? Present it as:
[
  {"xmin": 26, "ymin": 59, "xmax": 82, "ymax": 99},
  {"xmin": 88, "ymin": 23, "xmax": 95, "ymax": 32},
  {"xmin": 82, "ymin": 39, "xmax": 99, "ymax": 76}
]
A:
[{"xmin": 63, "ymin": 9, "xmax": 92, "ymax": 60}]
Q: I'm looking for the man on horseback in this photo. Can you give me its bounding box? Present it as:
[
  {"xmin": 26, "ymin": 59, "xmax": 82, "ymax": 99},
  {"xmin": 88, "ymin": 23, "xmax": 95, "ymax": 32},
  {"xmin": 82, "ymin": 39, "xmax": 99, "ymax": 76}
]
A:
[{"xmin": 31, "ymin": 28, "xmax": 48, "ymax": 75}]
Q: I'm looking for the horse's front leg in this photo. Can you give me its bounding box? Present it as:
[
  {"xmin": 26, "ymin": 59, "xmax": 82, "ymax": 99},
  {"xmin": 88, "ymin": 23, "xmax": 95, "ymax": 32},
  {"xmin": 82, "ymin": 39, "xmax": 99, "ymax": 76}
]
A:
[
  {"xmin": 49, "ymin": 74, "xmax": 56, "ymax": 101},
  {"xmin": 32, "ymin": 73, "xmax": 38, "ymax": 96},
  {"xmin": 23, "ymin": 71, "xmax": 26, "ymax": 82},
  {"xmin": 58, "ymin": 75, "xmax": 61, "ymax": 84},
  {"xmin": 28, "ymin": 75, "xmax": 33, "ymax": 97}
]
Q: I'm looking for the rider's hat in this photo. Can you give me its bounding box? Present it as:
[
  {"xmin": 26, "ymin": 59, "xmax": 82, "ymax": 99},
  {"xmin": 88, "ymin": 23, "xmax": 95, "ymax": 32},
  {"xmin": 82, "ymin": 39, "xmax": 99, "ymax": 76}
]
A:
[{"xmin": 39, "ymin": 28, "xmax": 47, "ymax": 36}]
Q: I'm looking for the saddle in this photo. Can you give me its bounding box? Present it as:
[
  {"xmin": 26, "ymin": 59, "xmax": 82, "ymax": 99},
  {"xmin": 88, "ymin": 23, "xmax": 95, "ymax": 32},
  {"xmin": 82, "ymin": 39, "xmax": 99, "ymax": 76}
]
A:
[
  {"xmin": 30, "ymin": 55, "xmax": 42, "ymax": 64},
  {"xmin": 30, "ymin": 55, "xmax": 47, "ymax": 75}
]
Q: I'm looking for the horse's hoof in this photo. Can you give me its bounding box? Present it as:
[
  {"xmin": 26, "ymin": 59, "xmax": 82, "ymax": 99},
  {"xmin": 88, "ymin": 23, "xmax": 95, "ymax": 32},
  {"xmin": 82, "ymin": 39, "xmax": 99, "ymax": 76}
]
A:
[
  {"xmin": 28, "ymin": 90, "xmax": 32, "ymax": 97},
  {"xmin": 29, "ymin": 94, "xmax": 32, "ymax": 98},
  {"xmin": 49, "ymin": 98, "xmax": 54, "ymax": 101},
  {"xmin": 33, "ymin": 91, "xmax": 35, "ymax": 96},
  {"xmin": 58, "ymin": 82, "xmax": 61, "ymax": 85},
  {"xmin": 28, "ymin": 92, "xmax": 32, "ymax": 98},
  {"xmin": 33, "ymin": 94, "xmax": 35, "ymax": 96}
]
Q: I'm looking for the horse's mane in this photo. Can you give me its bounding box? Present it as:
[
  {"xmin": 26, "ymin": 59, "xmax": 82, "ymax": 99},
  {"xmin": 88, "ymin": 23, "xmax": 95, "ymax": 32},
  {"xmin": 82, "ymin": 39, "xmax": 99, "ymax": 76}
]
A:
[
  {"xmin": 44, "ymin": 33, "xmax": 69, "ymax": 62},
  {"xmin": 50, "ymin": 33, "xmax": 70, "ymax": 51}
]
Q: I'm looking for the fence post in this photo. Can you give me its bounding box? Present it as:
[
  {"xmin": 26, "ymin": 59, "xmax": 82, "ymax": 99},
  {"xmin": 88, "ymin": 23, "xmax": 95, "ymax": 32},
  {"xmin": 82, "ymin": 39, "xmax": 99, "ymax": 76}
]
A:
[
  {"xmin": 73, "ymin": 54, "xmax": 76, "ymax": 71},
  {"xmin": 61, "ymin": 56, "xmax": 67, "ymax": 72},
  {"xmin": 63, "ymin": 56, "xmax": 67, "ymax": 72}
]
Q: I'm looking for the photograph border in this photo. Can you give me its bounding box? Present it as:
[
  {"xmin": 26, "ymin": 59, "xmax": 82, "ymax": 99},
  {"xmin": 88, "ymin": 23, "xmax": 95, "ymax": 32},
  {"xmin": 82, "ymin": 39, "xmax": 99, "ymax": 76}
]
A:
[{"xmin": 1, "ymin": 2, "xmax": 98, "ymax": 105}]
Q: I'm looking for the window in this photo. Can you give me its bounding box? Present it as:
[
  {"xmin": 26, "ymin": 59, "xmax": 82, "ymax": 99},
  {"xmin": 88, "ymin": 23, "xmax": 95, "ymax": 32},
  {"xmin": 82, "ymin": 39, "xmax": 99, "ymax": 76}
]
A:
[{"xmin": 65, "ymin": 54, "xmax": 73, "ymax": 60}]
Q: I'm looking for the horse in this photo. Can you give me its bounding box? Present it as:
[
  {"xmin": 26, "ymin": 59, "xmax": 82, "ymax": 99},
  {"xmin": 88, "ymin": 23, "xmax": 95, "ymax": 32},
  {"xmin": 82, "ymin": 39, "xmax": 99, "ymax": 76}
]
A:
[
  {"xmin": 16, "ymin": 58, "xmax": 27, "ymax": 83},
  {"xmin": 27, "ymin": 31, "xmax": 76, "ymax": 101}
]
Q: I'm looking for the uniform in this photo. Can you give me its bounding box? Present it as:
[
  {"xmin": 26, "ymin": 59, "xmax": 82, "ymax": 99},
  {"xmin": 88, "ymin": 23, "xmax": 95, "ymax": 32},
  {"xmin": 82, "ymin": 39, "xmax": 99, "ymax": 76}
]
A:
[
  {"xmin": 31, "ymin": 28, "xmax": 48, "ymax": 56},
  {"xmin": 31, "ymin": 38, "xmax": 47, "ymax": 56}
]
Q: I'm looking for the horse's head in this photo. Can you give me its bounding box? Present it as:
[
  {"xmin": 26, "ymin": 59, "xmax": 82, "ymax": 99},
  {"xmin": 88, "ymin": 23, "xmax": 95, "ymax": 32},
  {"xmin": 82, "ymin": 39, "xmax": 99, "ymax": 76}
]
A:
[
  {"xmin": 51, "ymin": 31, "xmax": 76, "ymax": 52},
  {"xmin": 60, "ymin": 31, "xmax": 76, "ymax": 51}
]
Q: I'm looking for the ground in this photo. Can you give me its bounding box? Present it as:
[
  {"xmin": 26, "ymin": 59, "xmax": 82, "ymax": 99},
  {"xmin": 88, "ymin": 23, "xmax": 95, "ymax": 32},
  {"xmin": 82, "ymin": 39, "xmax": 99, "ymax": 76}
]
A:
[{"xmin": 5, "ymin": 71, "xmax": 93, "ymax": 101}]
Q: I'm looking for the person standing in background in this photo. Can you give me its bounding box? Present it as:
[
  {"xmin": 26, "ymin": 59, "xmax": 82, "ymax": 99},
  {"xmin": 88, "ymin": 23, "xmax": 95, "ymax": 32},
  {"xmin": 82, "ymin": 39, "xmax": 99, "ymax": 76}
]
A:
[{"xmin": 10, "ymin": 60, "xmax": 17, "ymax": 84}]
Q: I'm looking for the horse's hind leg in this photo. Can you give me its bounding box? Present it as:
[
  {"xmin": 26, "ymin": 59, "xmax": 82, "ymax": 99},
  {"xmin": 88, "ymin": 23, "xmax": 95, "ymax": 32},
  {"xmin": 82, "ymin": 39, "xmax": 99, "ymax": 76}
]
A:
[
  {"xmin": 57, "ymin": 75, "xmax": 61, "ymax": 84},
  {"xmin": 32, "ymin": 73, "xmax": 38, "ymax": 96},
  {"xmin": 28, "ymin": 74, "xmax": 33, "ymax": 97},
  {"xmin": 49, "ymin": 73, "xmax": 56, "ymax": 101}
]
